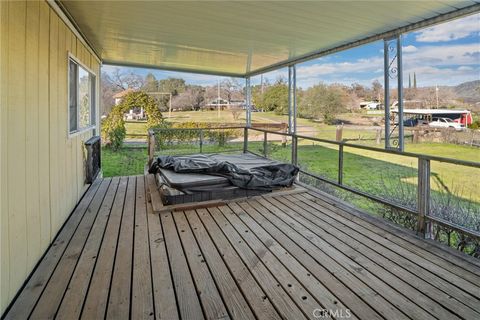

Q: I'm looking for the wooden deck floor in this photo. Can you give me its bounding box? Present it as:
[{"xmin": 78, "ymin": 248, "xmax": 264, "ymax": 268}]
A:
[{"xmin": 4, "ymin": 176, "xmax": 480, "ymax": 320}]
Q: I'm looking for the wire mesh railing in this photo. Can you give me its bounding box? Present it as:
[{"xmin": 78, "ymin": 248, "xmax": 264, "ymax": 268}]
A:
[{"xmin": 147, "ymin": 126, "xmax": 480, "ymax": 256}]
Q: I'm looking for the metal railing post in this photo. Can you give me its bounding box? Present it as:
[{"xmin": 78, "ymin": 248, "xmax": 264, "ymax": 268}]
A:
[
  {"xmin": 263, "ymin": 132, "xmax": 268, "ymax": 157},
  {"xmin": 397, "ymin": 35, "xmax": 404, "ymax": 151},
  {"xmin": 383, "ymin": 39, "xmax": 391, "ymax": 149},
  {"xmin": 243, "ymin": 127, "xmax": 248, "ymax": 153},
  {"xmin": 417, "ymin": 158, "xmax": 431, "ymax": 238},
  {"xmin": 199, "ymin": 129, "xmax": 203, "ymax": 153},
  {"xmin": 338, "ymin": 144, "xmax": 344, "ymax": 185}
]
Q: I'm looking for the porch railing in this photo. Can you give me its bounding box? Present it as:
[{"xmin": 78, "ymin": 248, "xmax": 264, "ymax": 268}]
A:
[{"xmin": 148, "ymin": 126, "xmax": 480, "ymax": 245}]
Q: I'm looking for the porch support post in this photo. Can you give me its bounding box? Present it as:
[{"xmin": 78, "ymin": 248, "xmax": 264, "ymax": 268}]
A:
[
  {"xmin": 288, "ymin": 65, "xmax": 297, "ymax": 134},
  {"xmin": 245, "ymin": 76, "xmax": 252, "ymax": 128},
  {"xmin": 383, "ymin": 35, "xmax": 404, "ymax": 151},
  {"xmin": 244, "ymin": 77, "xmax": 252, "ymax": 153},
  {"xmin": 383, "ymin": 39, "xmax": 391, "ymax": 149},
  {"xmin": 397, "ymin": 36, "xmax": 405, "ymax": 151},
  {"xmin": 288, "ymin": 65, "xmax": 297, "ymax": 165}
]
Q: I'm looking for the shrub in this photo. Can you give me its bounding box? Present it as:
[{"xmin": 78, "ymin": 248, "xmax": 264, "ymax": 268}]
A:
[
  {"xmin": 118, "ymin": 91, "xmax": 163, "ymax": 128},
  {"xmin": 469, "ymin": 119, "xmax": 480, "ymax": 130},
  {"xmin": 151, "ymin": 122, "xmax": 242, "ymax": 150},
  {"xmin": 101, "ymin": 106, "xmax": 126, "ymax": 151}
]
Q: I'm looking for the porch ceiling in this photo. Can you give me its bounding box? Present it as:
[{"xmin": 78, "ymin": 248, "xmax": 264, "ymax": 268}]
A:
[{"xmin": 58, "ymin": 0, "xmax": 479, "ymax": 77}]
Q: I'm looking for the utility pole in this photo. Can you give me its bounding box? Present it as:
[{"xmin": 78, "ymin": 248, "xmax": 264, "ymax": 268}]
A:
[
  {"xmin": 168, "ymin": 93, "xmax": 172, "ymax": 118},
  {"xmin": 261, "ymin": 74, "xmax": 264, "ymax": 94}
]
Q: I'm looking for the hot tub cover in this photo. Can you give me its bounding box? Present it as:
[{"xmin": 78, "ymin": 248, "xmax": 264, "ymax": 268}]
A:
[{"xmin": 149, "ymin": 153, "xmax": 299, "ymax": 191}]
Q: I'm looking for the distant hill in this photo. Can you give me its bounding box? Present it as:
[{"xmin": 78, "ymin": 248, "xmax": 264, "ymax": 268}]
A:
[{"xmin": 454, "ymin": 80, "xmax": 480, "ymax": 103}]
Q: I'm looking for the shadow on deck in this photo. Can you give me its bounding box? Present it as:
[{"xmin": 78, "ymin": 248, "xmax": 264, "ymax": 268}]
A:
[{"xmin": 4, "ymin": 175, "xmax": 480, "ymax": 320}]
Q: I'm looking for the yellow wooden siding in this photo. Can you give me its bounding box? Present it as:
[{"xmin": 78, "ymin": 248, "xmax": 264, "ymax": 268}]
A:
[{"xmin": 0, "ymin": 0, "xmax": 100, "ymax": 313}]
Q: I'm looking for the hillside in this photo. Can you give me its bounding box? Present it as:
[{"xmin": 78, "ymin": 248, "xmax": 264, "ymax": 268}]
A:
[{"xmin": 454, "ymin": 80, "xmax": 480, "ymax": 103}]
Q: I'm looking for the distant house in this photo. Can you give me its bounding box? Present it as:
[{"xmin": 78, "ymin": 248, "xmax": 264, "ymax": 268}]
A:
[
  {"xmin": 113, "ymin": 88, "xmax": 135, "ymax": 105},
  {"xmin": 360, "ymin": 101, "xmax": 383, "ymax": 110},
  {"xmin": 112, "ymin": 89, "xmax": 145, "ymax": 120},
  {"xmin": 204, "ymin": 98, "xmax": 248, "ymax": 111},
  {"xmin": 204, "ymin": 98, "xmax": 230, "ymax": 110}
]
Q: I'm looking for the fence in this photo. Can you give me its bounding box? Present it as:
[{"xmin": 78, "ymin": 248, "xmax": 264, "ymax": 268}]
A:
[{"xmin": 148, "ymin": 126, "xmax": 480, "ymax": 255}]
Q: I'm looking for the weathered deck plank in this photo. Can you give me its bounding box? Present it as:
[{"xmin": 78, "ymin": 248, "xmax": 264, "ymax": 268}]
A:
[
  {"xmin": 4, "ymin": 176, "xmax": 480, "ymax": 320},
  {"xmin": 132, "ymin": 176, "xmax": 155, "ymax": 319},
  {"xmin": 81, "ymin": 177, "xmax": 128, "ymax": 319},
  {"xmin": 107, "ymin": 176, "xmax": 136, "ymax": 320}
]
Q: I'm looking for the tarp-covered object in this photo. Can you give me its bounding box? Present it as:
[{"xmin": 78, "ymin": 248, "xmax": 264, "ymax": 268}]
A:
[{"xmin": 149, "ymin": 153, "xmax": 299, "ymax": 191}]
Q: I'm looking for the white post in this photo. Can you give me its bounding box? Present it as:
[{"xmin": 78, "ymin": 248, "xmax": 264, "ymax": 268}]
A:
[
  {"xmin": 288, "ymin": 65, "xmax": 297, "ymax": 164},
  {"xmin": 383, "ymin": 39, "xmax": 391, "ymax": 149},
  {"xmin": 397, "ymin": 35, "xmax": 404, "ymax": 152},
  {"xmin": 245, "ymin": 77, "xmax": 251, "ymax": 128}
]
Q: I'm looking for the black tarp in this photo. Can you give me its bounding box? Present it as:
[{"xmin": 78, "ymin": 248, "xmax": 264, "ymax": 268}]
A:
[{"xmin": 149, "ymin": 153, "xmax": 299, "ymax": 191}]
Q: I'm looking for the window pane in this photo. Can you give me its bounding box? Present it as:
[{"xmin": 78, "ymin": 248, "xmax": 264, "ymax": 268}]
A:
[
  {"xmin": 69, "ymin": 60, "xmax": 77, "ymax": 132},
  {"xmin": 78, "ymin": 66, "xmax": 90, "ymax": 128}
]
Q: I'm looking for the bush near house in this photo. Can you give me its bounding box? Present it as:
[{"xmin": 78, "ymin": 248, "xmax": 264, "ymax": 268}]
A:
[{"xmin": 102, "ymin": 90, "xmax": 163, "ymax": 149}]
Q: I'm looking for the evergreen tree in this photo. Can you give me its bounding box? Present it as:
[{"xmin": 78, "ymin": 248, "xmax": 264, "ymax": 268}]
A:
[
  {"xmin": 143, "ymin": 73, "xmax": 158, "ymax": 92},
  {"xmin": 408, "ymin": 73, "xmax": 411, "ymax": 89},
  {"xmin": 413, "ymin": 72, "xmax": 417, "ymax": 89}
]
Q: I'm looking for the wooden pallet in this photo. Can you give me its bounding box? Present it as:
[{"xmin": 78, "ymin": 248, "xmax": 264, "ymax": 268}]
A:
[{"xmin": 145, "ymin": 173, "xmax": 306, "ymax": 214}]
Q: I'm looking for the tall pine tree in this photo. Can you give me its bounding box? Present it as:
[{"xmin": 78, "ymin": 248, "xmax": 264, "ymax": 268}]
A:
[{"xmin": 413, "ymin": 72, "xmax": 417, "ymax": 89}]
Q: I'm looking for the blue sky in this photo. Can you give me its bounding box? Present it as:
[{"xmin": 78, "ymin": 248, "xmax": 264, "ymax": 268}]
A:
[{"xmin": 103, "ymin": 13, "xmax": 479, "ymax": 89}]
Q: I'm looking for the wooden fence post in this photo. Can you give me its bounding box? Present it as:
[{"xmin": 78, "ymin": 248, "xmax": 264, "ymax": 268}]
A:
[
  {"xmin": 376, "ymin": 128, "xmax": 382, "ymax": 145},
  {"xmin": 148, "ymin": 130, "xmax": 155, "ymax": 166},
  {"xmin": 338, "ymin": 144, "xmax": 344, "ymax": 185},
  {"xmin": 336, "ymin": 124, "xmax": 344, "ymax": 142},
  {"xmin": 417, "ymin": 158, "xmax": 431, "ymax": 238},
  {"xmin": 243, "ymin": 127, "xmax": 248, "ymax": 153},
  {"xmin": 263, "ymin": 132, "xmax": 268, "ymax": 157},
  {"xmin": 282, "ymin": 123, "xmax": 287, "ymax": 147},
  {"xmin": 291, "ymin": 135, "xmax": 298, "ymax": 166}
]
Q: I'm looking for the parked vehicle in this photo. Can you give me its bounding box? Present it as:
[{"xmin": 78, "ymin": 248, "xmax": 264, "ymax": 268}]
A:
[
  {"xmin": 429, "ymin": 117, "xmax": 465, "ymax": 131},
  {"xmin": 360, "ymin": 101, "xmax": 383, "ymax": 110}
]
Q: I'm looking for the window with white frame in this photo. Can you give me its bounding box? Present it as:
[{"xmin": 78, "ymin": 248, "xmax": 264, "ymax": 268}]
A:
[{"xmin": 69, "ymin": 56, "xmax": 96, "ymax": 134}]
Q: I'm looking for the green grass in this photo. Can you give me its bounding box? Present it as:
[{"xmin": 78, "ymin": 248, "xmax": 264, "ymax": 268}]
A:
[
  {"xmin": 113, "ymin": 113, "xmax": 479, "ymax": 214},
  {"xmin": 125, "ymin": 121, "xmax": 149, "ymax": 136},
  {"xmin": 102, "ymin": 147, "xmax": 147, "ymax": 177}
]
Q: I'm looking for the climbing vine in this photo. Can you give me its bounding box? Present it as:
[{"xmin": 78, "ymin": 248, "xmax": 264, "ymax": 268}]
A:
[{"xmin": 102, "ymin": 90, "xmax": 163, "ymax": 150}]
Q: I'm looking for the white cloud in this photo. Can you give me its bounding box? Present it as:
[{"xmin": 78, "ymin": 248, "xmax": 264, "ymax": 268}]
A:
[
  {"xmin": 402, "ymin": 43, "xmax": 480, "ymax": 68},
  {"xmin": 402, "ymin": 65, "xmax": 479, "ymax": 86},
  {"xmin": 295, "ymin": 41, "xmax": 479, "ymax": 88},
  {"xmin": 457, "ymin": 66, "xmax": 473, "ymax": 71},
  {"xmin": 415, "ymin": 13, "xmax": 480, "ymax": 42},
  {"xmin": 296, "ymin": 57, "xmax": 383, "ymax": 79},
  {"xmin": 402, "ymin": 45, "xmax": 417, "ymax": 53}
]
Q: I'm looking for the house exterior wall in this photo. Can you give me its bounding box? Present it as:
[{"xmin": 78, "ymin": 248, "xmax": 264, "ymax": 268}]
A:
[{"xmin": 0, "ymin": 0, "xmax": 100, "ymax": 313}]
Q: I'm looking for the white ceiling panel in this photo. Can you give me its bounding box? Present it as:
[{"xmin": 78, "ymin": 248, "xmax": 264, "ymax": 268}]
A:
[{"xmin": 58, "ymin": 0, "xmax": 479, "ymax": 76}]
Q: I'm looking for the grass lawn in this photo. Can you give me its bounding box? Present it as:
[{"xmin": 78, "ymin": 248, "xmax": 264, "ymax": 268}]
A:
[
  {"xmin": 124, "ymin": 121, "xmax": 149, "ymax": 136},
  {"xmin": 102, "ymin": 147, "xmax": 147, "ymax": 177},
  {"xmin": 114, "ymin": 112, "xmax": 479, "ymax": 225}
]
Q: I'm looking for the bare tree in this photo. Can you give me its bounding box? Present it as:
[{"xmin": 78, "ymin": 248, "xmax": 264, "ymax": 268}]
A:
[
  {"xmin": 171, "ymin": 86, "xmax": 205, "ymax": 111},
  {"xmin": 109, "ymin": 68, "xmax": 144, "ymax": 90},
  {"xmin": 221, "ymin": 78, "xmax": 244, "ymax": 102},
  {"xmin": 230, "ymin": 107, "xmax": 243, "ymax": 121}
]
